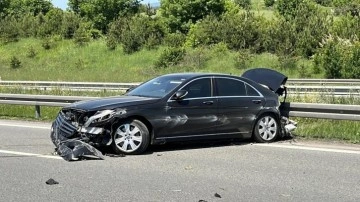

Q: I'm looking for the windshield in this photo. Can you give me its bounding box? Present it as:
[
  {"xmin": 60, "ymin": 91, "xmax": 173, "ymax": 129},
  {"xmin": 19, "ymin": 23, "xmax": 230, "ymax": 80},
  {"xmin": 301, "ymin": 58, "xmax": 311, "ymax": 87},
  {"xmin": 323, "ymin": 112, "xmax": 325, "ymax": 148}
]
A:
[{"xmin": 127, "ymin": 75, "xmax": 188, "ymax": 98}]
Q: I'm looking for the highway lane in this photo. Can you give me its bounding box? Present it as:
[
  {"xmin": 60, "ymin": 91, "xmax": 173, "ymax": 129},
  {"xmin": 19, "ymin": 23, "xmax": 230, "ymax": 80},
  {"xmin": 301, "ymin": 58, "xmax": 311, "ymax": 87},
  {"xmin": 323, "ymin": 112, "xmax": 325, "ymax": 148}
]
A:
[{"xmin": 0, "ymin": 120, "xmax": 360, "ymax": 201}]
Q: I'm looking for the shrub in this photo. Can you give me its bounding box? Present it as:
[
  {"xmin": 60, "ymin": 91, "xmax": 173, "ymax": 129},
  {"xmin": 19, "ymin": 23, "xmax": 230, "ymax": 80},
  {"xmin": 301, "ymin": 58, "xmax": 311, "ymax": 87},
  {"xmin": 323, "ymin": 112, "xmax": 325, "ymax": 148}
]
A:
[
  {"xmin": 278, "ymin": 56, "xmax": 298, "ymax": 70},
  {"xmin": 109, "ymin": 15, "xmax": 165, "ymax": 53},
  {"xmin": 186, "ymin": 12, "xmax": 266, "ymax": 52},
  {"xmin": 210, "ymin": 42, "xmax": 230, "ymax": 57},
  {"xmin": 106, "ymin": 36, "xmax": 117, "ymax": 50},
  {"xmin": 154, "ymin": 47, "xmax": 186, "ymax": 68},
  {"xmin": 180, "ymin": 47, "xmax": 211, "ymax": 69},
  {"xmin": 121, "ymin": 28, "xmax": 142, "ymax": 54},
  {"xmin": 0, "ymin": 16, "xmax": 20, "ymax": 43},
  {"xmin": 234, "ymin": 49, "xmax": 253, "ymax": 69},
  {"xmin": 42, "ymin": 38, "xmax": 53, "ymax": 50},
  {"xmin": 73, "ymin": 23, "xmax": 91, "ymax": 46},
  {"xmin": 75, "ymin": 58, "xmax": 86, "ymax": 70},
  {"xmin": 313, "ymin": 36, "xmax": 346, "ymax": 78},
  {"xmin": 61, "ymin": 12, "xmax": 81, "ymax": 39},
  {"xmin": 234, "ymin": 0, "xmax": 252, "ymax": 10},
  {"xmin": 298, "ymin": 63, "xmax": 311, "ymax": 78},
  {"xmin": 26, "ymin": 46, "xmax": 37, "ymax": 58},
  {"xmin": 264, "ymin": 0, "xmax": 275, "ymax": 7},
  {"xmin": 164, "ymin": 32, "xmax": 186, "ymax": 47},
  {"xmin": 10, "ymin": 56, "xmax": 21, "ymax": 69}
]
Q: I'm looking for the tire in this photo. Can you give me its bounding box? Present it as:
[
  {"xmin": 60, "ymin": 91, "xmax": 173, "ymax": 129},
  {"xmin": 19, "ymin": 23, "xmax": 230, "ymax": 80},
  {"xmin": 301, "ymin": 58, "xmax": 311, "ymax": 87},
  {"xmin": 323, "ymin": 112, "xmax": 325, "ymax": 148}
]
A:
[
  {"xmin": 112, "ymin": 119, "xmax": 150, "ymax": 154},
  {"xmin": 253, "ymin": 114, "xmax": 279, "ymax": 143}
]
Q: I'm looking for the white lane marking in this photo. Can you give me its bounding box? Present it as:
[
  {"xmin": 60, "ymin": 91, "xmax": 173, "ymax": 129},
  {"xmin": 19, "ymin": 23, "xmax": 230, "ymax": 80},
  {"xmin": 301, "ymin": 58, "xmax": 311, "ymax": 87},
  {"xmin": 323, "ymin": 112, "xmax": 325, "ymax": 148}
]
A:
[
  {"xmin": 0, "ymin": 149, "xmax": 62, "ymax": 160},
  {"xmin": 0, "ymin": 123, "xmax": 49, "ymax": 130},
  {"xmin": 254, "ymin": 143, "xmax": 360, "ymax": 154}
]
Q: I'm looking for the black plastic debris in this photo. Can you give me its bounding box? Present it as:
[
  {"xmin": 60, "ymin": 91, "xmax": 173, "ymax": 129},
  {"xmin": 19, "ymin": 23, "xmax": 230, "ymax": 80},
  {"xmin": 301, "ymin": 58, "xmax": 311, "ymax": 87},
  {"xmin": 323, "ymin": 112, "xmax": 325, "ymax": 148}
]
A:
[
  {"xmin": 56, "ymin": 140, "xmax": 105, "ymax": 161},
  {"xmin": 46, "ymin": 178, "xmax": 59, "ymax": 185},
  {"xmin": 51, "ymin": 122, "xmax": 105, "ymax": 161},
  {"xmin": 214, "ymin": 193, "xmax": 222, "ymax": 198},
  {"xmin": 199, "ymin": 200, "xmax": 208, "ymax": 202}
]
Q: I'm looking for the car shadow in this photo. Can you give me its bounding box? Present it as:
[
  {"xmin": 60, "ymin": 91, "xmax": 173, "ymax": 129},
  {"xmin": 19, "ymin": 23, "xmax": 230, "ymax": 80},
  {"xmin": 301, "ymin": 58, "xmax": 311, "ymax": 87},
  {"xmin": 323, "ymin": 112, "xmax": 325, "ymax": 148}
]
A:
[{"xmin": 143, "ymin": 138, "xmax": 254, "ymax": 155}]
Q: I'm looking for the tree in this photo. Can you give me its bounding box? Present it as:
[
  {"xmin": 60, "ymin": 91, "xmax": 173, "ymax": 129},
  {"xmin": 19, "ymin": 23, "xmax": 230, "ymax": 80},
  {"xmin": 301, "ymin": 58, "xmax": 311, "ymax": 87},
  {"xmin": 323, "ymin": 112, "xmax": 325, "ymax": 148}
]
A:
[
  {"xmin": 68, "ymin": 0, "xmax": 141, "ymax": 32},
  {"xmin": 160, "ymin": 0, "xmax": 226, "ymax": 33},
  {"xmin": 0, "ymin": 0, "xmax": 11, "ymax": 17},
  {"xmin": 276, "ymin": 0, "xmax": 304, "ymax": 20},
  {"xmin": 24, "ymin": 0, "xmax": 53, "ymax": 15},
  {"xmin": 1, "ymin": 0, "xmax": 52, "ymax": 17}
]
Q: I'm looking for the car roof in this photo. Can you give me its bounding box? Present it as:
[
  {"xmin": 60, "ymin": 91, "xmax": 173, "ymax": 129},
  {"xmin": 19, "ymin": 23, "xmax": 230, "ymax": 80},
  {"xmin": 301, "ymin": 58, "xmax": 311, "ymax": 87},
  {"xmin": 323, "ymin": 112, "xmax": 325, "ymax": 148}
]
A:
[{"xmin": 162, "ymin": 72, "xmax": 236, "ymax": 79}]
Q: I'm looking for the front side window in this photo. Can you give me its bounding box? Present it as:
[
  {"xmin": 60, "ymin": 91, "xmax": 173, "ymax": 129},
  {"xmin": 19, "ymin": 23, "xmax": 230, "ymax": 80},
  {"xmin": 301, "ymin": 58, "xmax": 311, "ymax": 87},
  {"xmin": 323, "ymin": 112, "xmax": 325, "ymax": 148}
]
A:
[
  {"xmin": 216, "ymin": 78, "xmax": 246, "ymax": 96},
  {"xmin": 182, "ymin": 78, "xmax": 211, "ymax": 99}
]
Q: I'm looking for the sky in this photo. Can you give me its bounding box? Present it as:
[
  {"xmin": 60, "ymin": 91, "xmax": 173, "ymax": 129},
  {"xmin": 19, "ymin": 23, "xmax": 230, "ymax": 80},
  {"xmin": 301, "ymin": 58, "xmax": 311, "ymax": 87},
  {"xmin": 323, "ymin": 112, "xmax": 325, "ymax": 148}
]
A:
[{"xmin": 51, "ymin": 0, "xmax": 160, "ymax": 10}]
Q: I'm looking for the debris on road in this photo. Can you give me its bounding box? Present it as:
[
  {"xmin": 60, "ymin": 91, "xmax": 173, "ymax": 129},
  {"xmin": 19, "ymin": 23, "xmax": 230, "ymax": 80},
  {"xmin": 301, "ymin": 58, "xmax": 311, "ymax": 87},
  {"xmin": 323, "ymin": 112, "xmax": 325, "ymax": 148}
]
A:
[
  {"xmin": 45, "ymin": 178, "xmax": 59, "ymax": 185},
  {"xmin": 214, "ymin": 193, "xmax": 222, "ymax": 198},
  {"xmin": 105, "ymin": 153, "xmax": 126, "ymax": 158}
]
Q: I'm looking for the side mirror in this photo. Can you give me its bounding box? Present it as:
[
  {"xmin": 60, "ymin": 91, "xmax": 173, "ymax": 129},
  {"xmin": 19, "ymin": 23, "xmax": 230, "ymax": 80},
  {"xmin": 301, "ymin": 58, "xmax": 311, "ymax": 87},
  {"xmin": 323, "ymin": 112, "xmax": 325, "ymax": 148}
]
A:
[{"xmin": 172, "ymin": 90, "xmax": 188, "ymax": 100}]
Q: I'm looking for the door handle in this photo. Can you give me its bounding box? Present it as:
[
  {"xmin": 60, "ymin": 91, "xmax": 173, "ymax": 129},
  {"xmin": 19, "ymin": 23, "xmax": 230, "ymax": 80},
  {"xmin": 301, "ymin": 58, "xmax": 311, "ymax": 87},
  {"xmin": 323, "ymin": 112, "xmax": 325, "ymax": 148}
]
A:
[
  {"xmin": 203, "ymin": 101, "xmax": 214, "ymax": 105},
  {"xmin": 252, "ymin": 100, "xmax": 262, "ymax": 104}
]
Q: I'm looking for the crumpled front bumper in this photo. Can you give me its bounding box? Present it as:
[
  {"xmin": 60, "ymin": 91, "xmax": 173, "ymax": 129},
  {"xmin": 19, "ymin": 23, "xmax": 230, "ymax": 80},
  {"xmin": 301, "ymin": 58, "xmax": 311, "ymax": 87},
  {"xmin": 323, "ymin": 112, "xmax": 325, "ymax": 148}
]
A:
[{"xmin": 50, "ymin": 112, "xmax": 105, "ymax": 161}]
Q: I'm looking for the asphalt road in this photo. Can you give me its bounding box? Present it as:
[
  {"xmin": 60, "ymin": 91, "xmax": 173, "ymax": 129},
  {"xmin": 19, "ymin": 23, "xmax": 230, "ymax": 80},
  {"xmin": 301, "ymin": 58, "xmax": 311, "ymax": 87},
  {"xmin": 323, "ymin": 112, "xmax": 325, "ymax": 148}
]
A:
[{"xmin": 0, "ymin": 120, "xmax": 360, "ymax": 202}]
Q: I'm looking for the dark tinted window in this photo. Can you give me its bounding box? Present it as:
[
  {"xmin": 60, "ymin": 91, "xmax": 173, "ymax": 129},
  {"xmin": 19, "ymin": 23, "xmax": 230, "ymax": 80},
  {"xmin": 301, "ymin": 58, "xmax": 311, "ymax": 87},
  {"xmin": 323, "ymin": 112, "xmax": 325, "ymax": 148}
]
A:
[
  {"xmin": 182, "ymin": 78, "xmax": 211, "ymax": 98},
  {"xmin": 216, "ymin": 78, "xmax": 246, "ymax": 96},
  {"xmin": 246, "ymin": 84, "xmax": 260, "ymax": 96}
]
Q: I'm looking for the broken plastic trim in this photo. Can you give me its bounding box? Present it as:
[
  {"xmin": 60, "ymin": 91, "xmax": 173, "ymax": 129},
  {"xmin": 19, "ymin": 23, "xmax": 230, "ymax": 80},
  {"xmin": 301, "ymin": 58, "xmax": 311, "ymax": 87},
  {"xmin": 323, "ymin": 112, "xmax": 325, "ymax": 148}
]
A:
[
  {"xmin": 280, "ymin": 116, "xmax": 297, "ymax": 137},
  {"xmin": 51, "ymin": 111, "xmax": 107, "ymax": 161}
]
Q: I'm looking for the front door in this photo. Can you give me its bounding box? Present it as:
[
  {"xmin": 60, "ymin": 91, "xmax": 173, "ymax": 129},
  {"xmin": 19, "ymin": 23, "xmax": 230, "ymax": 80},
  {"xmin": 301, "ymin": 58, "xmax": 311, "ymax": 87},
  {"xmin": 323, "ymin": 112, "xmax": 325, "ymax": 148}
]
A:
[{"xmin": 161, "ymin": 77, "xmax": 218, "ymax": 138}]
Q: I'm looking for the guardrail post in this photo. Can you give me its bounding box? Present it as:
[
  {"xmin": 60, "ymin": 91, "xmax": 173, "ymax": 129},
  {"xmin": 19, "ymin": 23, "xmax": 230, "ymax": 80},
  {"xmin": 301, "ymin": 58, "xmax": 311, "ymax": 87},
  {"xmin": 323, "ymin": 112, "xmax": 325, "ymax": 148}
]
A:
[{"xmin": 35, "ymin": 105, "xmax": 41, "ymax": 119}]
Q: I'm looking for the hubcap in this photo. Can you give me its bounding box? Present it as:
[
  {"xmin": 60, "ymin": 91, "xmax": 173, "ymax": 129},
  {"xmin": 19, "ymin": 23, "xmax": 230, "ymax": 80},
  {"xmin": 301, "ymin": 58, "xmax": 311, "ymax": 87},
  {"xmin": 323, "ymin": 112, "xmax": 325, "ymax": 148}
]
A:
[
  {"xmin": 114, "ymin": 123, "xmax": 142, "ymax": 153},
  {"xmin": 258, "ymin": 116, "xmax": 277, "ymax": 141}
]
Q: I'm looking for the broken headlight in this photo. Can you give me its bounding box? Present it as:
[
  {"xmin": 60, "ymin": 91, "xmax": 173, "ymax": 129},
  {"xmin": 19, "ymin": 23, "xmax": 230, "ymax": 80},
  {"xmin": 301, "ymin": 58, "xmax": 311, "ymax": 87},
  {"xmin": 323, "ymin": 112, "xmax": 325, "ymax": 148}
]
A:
[{"xmin": 83, "ymin": 109, "xmax": 126, "ymax": 127}]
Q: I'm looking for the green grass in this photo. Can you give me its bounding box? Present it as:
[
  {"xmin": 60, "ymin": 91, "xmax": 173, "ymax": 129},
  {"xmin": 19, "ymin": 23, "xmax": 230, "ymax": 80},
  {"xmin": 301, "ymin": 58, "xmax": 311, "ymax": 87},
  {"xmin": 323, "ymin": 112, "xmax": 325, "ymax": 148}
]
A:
[
  {"xmin": 294, "ymin": 118, "xmax": 360, "ymax": 143},
  {"xmin": 0, "ymin": 38, "xmax": 162, "ymax": 82},
  {"xmin": 0, "ymin": 38, "xmax": 321, "ymax": 83}
]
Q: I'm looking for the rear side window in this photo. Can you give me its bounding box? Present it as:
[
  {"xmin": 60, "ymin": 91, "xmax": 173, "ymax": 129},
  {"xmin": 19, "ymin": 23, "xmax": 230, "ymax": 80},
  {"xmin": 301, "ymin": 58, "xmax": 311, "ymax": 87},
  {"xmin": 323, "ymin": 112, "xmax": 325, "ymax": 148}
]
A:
[
  {"xmin": 216, "ymin": 78, "xmax": 246, "ymax": 96},
  {"xmin": 246, "ymin": 84, "xmax": 261, "ymax": 96}
]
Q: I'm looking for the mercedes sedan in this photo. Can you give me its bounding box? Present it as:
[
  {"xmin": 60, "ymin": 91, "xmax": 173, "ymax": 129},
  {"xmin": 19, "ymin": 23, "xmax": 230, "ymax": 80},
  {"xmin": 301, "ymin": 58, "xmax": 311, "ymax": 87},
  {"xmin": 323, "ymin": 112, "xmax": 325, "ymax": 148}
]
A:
[{"xmin": 51, "ymin": 68, "xmax": 292, "ymax": 160}]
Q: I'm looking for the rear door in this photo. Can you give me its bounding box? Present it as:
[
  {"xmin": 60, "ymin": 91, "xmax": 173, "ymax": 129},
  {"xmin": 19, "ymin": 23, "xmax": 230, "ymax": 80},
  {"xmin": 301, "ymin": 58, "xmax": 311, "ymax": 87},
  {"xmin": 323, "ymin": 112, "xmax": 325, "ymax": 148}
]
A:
[{"xmin": 215, "ymin": 77, "xmax": 265, "ymax": 134}]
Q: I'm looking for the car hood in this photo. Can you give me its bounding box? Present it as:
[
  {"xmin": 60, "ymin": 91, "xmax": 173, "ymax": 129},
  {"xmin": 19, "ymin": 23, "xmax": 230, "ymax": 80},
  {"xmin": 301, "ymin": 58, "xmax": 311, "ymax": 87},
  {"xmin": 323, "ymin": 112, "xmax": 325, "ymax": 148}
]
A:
[
  {"xmin": 242, "ymin": 68, "xmax": 288, "ymax": 93},
  {"xmin": 65, "ymin": 96, "xmax": 160, "ymax": 111}
]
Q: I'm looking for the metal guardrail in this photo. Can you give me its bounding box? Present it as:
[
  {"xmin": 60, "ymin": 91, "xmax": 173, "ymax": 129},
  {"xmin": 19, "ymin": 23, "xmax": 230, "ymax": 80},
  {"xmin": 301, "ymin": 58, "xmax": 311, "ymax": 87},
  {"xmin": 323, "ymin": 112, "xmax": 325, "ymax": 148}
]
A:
[
  {"xmin": 0, "ymin": 94, "xmax": 359, "ymax": 121},
  {"xmin": 1, "ymin": 80, "xmax": 360, "ymax": 96}
]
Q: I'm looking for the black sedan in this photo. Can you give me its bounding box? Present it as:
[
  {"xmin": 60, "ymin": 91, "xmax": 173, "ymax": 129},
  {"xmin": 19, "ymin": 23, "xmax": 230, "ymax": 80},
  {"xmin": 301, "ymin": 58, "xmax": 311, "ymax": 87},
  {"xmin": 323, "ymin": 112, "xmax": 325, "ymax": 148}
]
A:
[{"xmin": 51, "ymin": 68, "xmax": 290, "ymax": 160}]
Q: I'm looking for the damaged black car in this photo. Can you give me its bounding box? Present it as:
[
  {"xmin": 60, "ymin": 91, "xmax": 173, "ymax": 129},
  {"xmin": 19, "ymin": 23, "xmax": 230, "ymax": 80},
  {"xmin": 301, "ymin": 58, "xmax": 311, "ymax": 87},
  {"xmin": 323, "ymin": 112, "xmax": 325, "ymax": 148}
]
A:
[{"xmin": 51, "ymin": 68, "xmax": 296, "ymax": 160}]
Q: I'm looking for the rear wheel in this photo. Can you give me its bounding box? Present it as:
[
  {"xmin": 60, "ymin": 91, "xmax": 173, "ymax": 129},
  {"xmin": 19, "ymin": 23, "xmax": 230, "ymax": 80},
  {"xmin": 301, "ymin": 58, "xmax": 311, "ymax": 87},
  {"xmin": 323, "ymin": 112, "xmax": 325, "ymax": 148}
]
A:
[
  {"xmin": 253, "ymin": 114, "xmax": 279, "ymax": 143},
  {"xmin": 112, "ymin": 119, "xmax": 150, "ymax": 154}
]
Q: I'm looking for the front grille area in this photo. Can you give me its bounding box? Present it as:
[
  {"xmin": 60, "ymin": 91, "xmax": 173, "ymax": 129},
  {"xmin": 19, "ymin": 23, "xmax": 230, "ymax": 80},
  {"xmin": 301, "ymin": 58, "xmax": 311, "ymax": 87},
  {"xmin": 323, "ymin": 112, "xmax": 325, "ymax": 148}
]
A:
[{"xmin": 53, "ymin": 112, "xmax": 78, "ymax": 138}]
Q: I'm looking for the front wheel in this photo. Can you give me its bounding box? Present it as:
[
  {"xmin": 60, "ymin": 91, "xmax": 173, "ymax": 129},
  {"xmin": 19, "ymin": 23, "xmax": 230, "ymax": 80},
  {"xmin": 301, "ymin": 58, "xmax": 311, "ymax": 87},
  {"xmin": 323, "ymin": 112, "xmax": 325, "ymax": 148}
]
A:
[
  {"xmin": 253, "ymin": 114, "xmax": 279, "ymax": 143},
  {"xmin": 112, "ymin": 119, "xmax": 150, "ymax": 154}
]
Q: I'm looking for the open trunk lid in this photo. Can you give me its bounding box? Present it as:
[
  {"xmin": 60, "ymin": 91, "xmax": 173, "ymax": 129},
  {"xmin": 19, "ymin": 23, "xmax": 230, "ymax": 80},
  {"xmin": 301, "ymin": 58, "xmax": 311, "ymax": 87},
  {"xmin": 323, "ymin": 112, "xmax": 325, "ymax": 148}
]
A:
[{"xmin": 242, "ymin": 68, "xmax": 288, "ymax": 96}]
